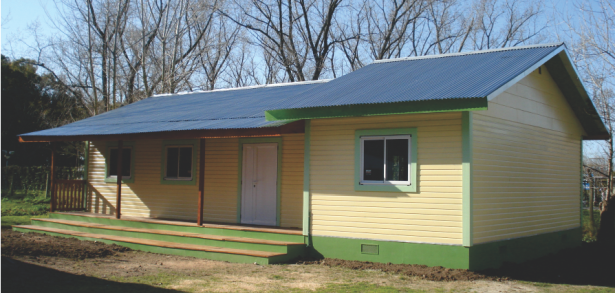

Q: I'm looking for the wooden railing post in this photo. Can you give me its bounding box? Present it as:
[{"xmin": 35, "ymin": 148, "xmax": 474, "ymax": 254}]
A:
[
  {"xmin": 50, "ymin": 142, "xmax": 56, "ymax": 212},
  {"xmin": 198, "ymin": 138, "xmax": 205, "ymax": 226},
  {"xmin": 116, "ymin": 140, "xmax": 123, "ymax": 219}
]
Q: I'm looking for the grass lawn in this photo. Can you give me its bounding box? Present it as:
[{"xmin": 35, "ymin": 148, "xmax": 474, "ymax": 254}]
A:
[{"xmin": 1, "ymin": 189, "xmax": 51, "ymax": 228}]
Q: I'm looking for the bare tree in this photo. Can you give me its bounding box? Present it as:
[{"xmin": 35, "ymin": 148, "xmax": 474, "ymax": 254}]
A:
[
  {"xmin": 223, "ymin": 0, "xmax": 342, "ymax": 82},
  {"xmin": 566, "ymin": 0, "xmax": 615, "ymax": 244}
]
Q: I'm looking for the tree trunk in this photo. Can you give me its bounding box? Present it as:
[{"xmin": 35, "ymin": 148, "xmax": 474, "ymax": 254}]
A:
[
  {"xmin": 597, "ymin": 196, "xmax": 615, "ymax": 244},
  {"xmin": 590, "ymin": 182, "xmax": 595, "ymax": 232}
]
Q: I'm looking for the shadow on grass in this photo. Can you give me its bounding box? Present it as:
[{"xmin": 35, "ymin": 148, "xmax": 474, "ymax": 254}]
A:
[
  {"xmin": 480, "ymin": 242, "xmax": 615, "ymax": 287},
  {"xmin": 1, "ymin": 256, "xmax": 182, "ymax": 293}
]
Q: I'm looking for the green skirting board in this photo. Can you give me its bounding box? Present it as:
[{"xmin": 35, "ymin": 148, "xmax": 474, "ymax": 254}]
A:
[{"xmin": 308, "ymin": 228, "xmax": 581, "ymax": 271}]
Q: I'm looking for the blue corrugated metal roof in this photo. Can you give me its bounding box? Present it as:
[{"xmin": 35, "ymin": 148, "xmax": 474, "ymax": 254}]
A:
[
  {"xmin": 21, "ymin": 81, "xmax": 327, "ymax": 137},
  {"xmin": 270, "ymin": 43, "xmax": 563, "ymax": 110}
]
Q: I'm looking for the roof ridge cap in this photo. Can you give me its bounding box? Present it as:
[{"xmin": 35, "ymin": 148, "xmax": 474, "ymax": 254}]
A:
[
  {"xmin": 151, "ymin": 79, "xmax": 332, "ymax": 98},
  {"xmin": 373, "ymin": 42, "xmax": 565, "ymax": 64}
]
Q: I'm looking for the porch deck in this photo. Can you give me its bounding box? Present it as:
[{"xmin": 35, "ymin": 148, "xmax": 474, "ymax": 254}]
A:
[
  {"xmin": 13, "ymin": 212, "xmax": 306, "ymax": 264},
  {"xmin": 55, "ymin": 212, "xmax": 303, "ymax": 235}
]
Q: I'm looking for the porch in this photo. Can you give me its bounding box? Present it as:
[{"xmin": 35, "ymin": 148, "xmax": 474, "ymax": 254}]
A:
[
  {"xmin": 18, "ymin": 120, "xmax": 309, "ymax": 264},
  {"xmin": 14, "ymin": 211, "xmax": 305, "ymax": 264}
]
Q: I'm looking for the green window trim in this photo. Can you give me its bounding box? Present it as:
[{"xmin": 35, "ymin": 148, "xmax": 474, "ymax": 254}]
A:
[
  {"xmin": 160, "ymin": 139, "xmax": 199, "ymax": 185},
  {"xmin": 104, "ymin": 141, "xmax": 136, "ymax": 184},
  {"xmin": 237, "ymin": 137, "xmax": 283, "ymax": 226},
  {"xmin": 354, "ymin": 128, "xmax": 418, "ymax": 192}
]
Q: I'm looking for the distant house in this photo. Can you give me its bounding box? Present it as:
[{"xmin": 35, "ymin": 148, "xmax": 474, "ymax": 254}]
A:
[{"xmin": 15, "ymin": 43, "xmax": 608, "ymax": 270}]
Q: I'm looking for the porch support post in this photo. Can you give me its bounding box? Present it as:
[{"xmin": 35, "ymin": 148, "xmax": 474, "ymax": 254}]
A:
[
  {"xmin": 116, "ymin": 140, "xmax": 123, "ymax": 219},
  {"xmin": 197, "ymin": 138, "xmax": 205, "ymax": 225},
  {"xmin": 50, "ymin": 142, "xmax": 56, "ymax": 213}
]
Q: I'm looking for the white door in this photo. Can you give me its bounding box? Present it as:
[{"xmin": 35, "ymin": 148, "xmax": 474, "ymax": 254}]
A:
[{"xmin": 241, "ymin": 143, "xmax": 278, "ymax": 226}]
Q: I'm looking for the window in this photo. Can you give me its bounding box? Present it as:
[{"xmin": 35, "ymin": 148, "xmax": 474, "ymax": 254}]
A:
[
  {"xmin": 160, "ymin": 140, "xmax": 198, "ymax": 185},
  {"xmin": 164, "ymin": 146, "xmax": 193, "ymax": 180},
  {"xmin": 108, "ymin": 148, "xmax": 132, "ymax": 178},
  {"xmin": 104, "ymin": 141, "xmax": 135, "ymax": 183},
  {"xmin": 361, "ymin": 135, "xmax": 410, "ymax": 185},
  {"xmin": 354, "ymin": 128, "xmax": 417, "ymax": 192}
]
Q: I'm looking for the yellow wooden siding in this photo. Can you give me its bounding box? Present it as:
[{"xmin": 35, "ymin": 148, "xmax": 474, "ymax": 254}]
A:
[
  {"xmin": 472, "ymin": 67, "xmax": 584, "ymax": 244},
  {"xmin": 87, "ymin": 135, "xmax": 303, "ymax": 228},
  {"xmin": 280, "ymin": 134, "xmax": 305, "ymax": 228},
  {"xmin": 310, "ymin": 113, "xmax": 463, "ymax": 245}
]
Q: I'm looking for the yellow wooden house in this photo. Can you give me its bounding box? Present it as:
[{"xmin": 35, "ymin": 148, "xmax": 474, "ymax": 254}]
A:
[{"xmin": 15, "ymin": 43, "xmax": 608, "ymax": 270}]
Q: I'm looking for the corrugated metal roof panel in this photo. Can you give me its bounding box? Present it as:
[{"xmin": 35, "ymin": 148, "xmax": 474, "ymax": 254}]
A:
[
  {"xmin": 21, "ymin": 81, "xmax": 326, "ymax": 137},
  {"xmin": 271, "ymin": 43, "xmax": 563, "ymax": 110}
]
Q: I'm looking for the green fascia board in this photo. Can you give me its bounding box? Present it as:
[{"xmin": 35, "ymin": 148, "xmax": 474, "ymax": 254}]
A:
[
  {"xmin": 31, "ymin": 219, "xmax": 297, "ymax": 254},
  {"xmin": 13, "ymin": 226, "xmax": 275, "ymax": 265},
  {"xmin": 309, "ymin": 235, "xmax": 470, "ymax": 269},
  {"xmin": 303, "ymin": 120, "xmax": 311, "ymax": 237},
  {"xmin": 49, "ymin": 213, "xmax": 304, "ymax": 242},
  {"xmin": 354, "ymin": 128, "xmax": 418, "ymax": 193},
  {"xmin": 462, "ymin": 112, "xmax": 473, "ymax": 247},
  {"xmin": 104, "ymin": 141, "xmax": 136, "ymax": 183},
  {"xmin": 236, "ymin": 137, "xmax": 283, "ymax": 226},
  {"xmin": 265, "ymin": 97, "xmax": 488, "ymax": 121},
  {"xmin": 468, "ymin": 228, "xmax": 581, "ymax": 271},
  {"xmin": 159, "ymin": 139, "xmax": 199, "ymax": 185}
]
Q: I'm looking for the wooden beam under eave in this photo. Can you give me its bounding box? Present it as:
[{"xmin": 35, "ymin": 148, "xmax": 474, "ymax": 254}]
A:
[{"xmin": 18, "ymin": 120, "xmax": 306, "ymax": 143}]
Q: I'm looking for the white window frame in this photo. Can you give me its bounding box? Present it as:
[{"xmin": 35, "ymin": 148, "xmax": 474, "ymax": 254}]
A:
[
  {"xmin": 164, "ymin": 145, "xmax": 194, "ymax": 181},
  {"xmin": 107, "ymin": 146, "xmax": 133, "ymax": 180},
  {"xmin": 359, "ymin": 135, "xmax": 411, "ymax": 186}
]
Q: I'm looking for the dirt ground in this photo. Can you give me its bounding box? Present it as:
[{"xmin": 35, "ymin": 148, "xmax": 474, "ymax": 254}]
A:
[{"xmin": 2, "ymin": 229, "xmax": 614, "ymax": 293}]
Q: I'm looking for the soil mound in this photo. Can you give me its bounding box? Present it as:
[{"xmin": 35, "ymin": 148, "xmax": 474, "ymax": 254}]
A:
[{"xmin": 2, "ymin": 229, "xmax": 131, "ymax": 259}]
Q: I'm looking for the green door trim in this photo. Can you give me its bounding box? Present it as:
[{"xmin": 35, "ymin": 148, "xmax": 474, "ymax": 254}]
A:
[
  {"xmin": 462, "ymin": 111, "xmax": 473, "ymax": 247},
  {"xmin": 237, "ymin": 137, "xmax": 283, "ymax": 226}
]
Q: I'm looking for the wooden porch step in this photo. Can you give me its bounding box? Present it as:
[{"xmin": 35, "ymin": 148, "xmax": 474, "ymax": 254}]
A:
[
  {"xmin": 54, "ymin": 212, "xmax": 303, "ymax": 235},
  {"xmin": 13, "ymin": 225, "xmax": 285, "ymax": 258},
  {"xmin": 33, "ymin": 218, "xmax": 303, "ymax": 246}
]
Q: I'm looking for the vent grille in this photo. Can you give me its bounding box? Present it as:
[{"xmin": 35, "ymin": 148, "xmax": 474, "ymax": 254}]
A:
[{"xmin": 361, "ymin": 244, "xmax": 379, "ymax": 255}]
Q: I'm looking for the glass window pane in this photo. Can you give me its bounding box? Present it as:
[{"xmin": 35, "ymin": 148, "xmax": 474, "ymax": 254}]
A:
[
  {"xmin": 109, "ymin": 149, "xmax": 118, "ymax": 176},
  {"xmin": 386, "ymin": 139, "xmax": 408, "ymax": 181},
  {"xmin": 178, "ymin": 147, "xmax": 192, "ymax": 178},
  {"xmin": 166, "ymin": 148, "xmax": 179, "ymax": 178},
  {"xmin": 121, "ymin": 149, "xmax": 131, "ymax": 177},
  {"xmin": 363, "ymin": 140, "xmax": 384, "ymax": 181}
]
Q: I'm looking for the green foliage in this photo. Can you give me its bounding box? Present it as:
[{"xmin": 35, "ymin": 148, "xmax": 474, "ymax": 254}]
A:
[
  {"xmin": 1, "ymin": 55, "xmax": 87, "ymax": 167},
  {"xmin": 1, "ymin": 165, "xmax": 83, "ymax": 199}
]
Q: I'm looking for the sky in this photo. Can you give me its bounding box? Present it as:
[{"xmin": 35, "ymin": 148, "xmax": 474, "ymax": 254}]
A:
[
  {"xmin": 1, "ymin": 0, "xmax": 55, "ymax": 56},
  {"xmin": 0, "ymin": 0, "xmax": 608, "ymax": 158}
]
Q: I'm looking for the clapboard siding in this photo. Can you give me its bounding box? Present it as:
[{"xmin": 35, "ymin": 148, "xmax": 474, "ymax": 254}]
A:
[
  {"xmin": 280, "ymin": 134, "xmax": 305, "ymax": 229},
  {"xmin": 472, "ymin": 67, "xmax": 584, "ymax": 244},
  {"xmin": 87, "ymin": 134, "xmax": 304, "ymax": 228},
  {"xmin": 310, "ymin": 113, "xmax": 463, "ymax": 245}
]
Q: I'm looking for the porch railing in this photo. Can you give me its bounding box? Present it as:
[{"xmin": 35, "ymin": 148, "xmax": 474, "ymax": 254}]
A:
[{"xmin": 52, "ymin": 179, "xmax": 87, "ymax": 212}]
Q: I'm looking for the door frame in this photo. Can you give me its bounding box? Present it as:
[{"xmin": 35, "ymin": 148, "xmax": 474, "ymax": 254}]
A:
[{"xmin": 237, "ymin": 137, "xmax": 283, "ymax": 226}]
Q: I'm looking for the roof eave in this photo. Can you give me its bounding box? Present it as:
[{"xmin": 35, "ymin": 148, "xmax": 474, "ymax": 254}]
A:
[
  {"xmin": 19, "ymin": 120, "xmax": 306, "ymax": 142},
  {"xmin": 265, "ymin": 97, "xmax": 488, "ymax": 121}
]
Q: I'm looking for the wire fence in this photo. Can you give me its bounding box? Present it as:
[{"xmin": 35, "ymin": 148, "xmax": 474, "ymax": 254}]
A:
[{"xmin": 1, "ymin": 166, "xmax": 84, "ymax": 198}]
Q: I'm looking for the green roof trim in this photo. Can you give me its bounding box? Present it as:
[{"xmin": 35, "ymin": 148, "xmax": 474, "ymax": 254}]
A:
[{"xmin": 265, "ymin": 97, "xmax": 489, "ymax": 121}]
